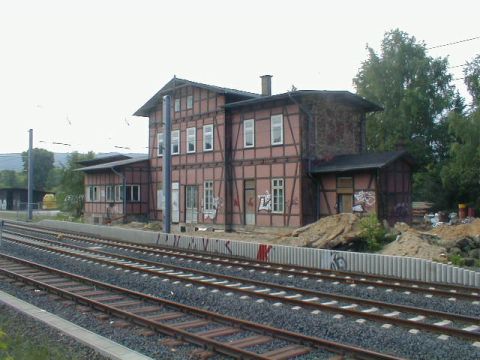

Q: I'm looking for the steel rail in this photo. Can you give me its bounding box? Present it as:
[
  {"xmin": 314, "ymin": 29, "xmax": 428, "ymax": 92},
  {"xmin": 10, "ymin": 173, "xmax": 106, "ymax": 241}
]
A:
[
  {"xmin": 5, "ymin": 223, "xmax": 479, "ymax": 300},
  {"xmin": 3, "ymin": 232, "xmax": 480, "ymax": 342},
  {"xmin": 0, "ymin": 252, "xmax": 403, "ymax": 360}
]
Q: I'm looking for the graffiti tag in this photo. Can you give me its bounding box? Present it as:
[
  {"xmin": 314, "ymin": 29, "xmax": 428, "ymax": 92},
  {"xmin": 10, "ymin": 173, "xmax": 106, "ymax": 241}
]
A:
[{"xmin": 258, "ymin": 190, "xmax": 272, "ymax": 212}]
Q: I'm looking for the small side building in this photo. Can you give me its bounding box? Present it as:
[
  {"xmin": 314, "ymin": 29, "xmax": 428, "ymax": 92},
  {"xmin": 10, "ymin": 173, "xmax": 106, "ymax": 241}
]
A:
[
  {"xmin": 0, "ymin": 188, "xmax": 51, "ymax": 211},
  {"xmin": 77, "ymin": 155, "xmax": 150, "ymax": 224},
  {"xmin": 309, "ymin": 151, "xmax": 414, "ymax": 225}
]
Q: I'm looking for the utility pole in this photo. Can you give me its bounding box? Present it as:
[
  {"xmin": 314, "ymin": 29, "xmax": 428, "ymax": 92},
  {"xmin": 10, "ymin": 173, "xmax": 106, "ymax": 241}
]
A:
[
  {"xmin": 163, "ymin": 95, "xmax": 172, "ymax": 233},
  {"xmin": 27, "ymin": 129, "xmax": 34, "ymax": 221}
]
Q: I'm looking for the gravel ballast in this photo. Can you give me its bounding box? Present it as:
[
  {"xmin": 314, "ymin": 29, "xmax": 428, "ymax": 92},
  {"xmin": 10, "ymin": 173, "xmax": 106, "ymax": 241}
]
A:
[{"xmin": 1, "ymin": 240, "xmax": 479, "ymax": 360}]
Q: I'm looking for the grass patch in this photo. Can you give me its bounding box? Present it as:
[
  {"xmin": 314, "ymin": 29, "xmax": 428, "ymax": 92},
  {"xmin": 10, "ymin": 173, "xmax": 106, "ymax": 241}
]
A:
[{"xmin": 0, "ymin": 310, "xmax": 90, "ymax": 360}]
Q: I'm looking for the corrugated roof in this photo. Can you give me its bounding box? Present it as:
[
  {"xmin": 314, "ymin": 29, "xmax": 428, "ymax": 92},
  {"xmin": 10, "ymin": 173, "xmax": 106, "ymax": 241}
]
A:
[
  {"xmin": 224, "ymin": 90, "xmax": 383, "ymax": 112},
  {"xmin": 76, "ymin": 155, "xmax": 149, "ymax": 172},
  {"xmin": 134, "ymin": 77, "xmax": 262, "ymax": 117},
  {"xmin": 310, "ymin": 151, "xmax": 412, "ymax": 174}
]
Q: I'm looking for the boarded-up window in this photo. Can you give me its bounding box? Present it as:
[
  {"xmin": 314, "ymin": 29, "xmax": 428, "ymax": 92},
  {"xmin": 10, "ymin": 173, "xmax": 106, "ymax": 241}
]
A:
[{"xmin": 337, "ymin": 177, "xmax": 353, "ymax": 194}]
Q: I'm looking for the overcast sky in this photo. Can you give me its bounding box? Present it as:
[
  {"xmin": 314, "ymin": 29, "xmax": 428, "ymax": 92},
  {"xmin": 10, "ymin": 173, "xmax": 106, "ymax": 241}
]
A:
[{"xmin": 0, "ymin": 0, "xmax": 478, "ymax": 156}]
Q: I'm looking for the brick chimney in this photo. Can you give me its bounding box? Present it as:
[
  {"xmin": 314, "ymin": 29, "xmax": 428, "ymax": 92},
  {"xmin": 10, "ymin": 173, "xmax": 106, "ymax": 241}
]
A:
[{"xmin": 260, "ymin": 75, "xmax": 272, "ymax": 96}]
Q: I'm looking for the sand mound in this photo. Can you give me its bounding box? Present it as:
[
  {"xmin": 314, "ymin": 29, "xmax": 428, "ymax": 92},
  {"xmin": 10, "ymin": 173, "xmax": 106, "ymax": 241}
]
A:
[
  {"xmin": 381, "ymin": 229, "xmax": 446, "ymax": 260},
  {"xmin": 292, "ymin": 213, "xmax": 362, "ymax": 249},
  {"xmin": 428, "ymin": 219, "xmax": 480, "ymax": 243}
]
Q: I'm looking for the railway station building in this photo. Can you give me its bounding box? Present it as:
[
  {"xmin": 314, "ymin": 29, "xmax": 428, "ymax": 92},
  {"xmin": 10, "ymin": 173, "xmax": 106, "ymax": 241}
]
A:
[{"xmin": 80, "ymin": 76, "xmax": 413, "ymax": 228}]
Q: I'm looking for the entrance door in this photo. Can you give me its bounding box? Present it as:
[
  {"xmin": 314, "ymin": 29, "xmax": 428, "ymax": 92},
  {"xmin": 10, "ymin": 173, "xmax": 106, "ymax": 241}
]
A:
[
  {"xmin": 338, "ymin": 194, "xmax": 353, "ymax": 213},
  {"xmin": 244, "ymin": 180, "xmax": 256, "ymax": 225},
  {"xmin": 185, "ymin": 185, "xmax": 198, "ymax": 224},
  {"xmin": 172, "ymin": 182, "xmax": 180, "ymax": 223}
]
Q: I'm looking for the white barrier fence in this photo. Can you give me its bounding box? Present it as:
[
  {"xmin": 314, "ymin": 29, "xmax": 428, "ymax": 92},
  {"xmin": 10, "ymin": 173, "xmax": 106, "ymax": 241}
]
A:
[{"xmin": 39, "ymin": 220, "xmax": 480, "ymax": 287}]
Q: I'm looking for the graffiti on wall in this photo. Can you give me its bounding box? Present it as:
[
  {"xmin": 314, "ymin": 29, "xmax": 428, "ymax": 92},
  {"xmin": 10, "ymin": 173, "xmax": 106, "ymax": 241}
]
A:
[
  {"xmin": 233, "ymin": 197, "xmax": 240, "ymax": 208},
  {"xmin": 0, "ymin": 199, "xmax": 6, "ymax": 210},
  {"xmin": 258, "ymin": 190, "xmax": 271, "ymax": 212},
  {"xmin": 353, "ymin": 191, "xmax": 376, "ymax": 213},
  {"xmin": 329, "ymin": 252, "xmax": 347, "ymax": 271},
  {"xmin": 256, "ymin": 244, "xmax": 273, "ymax": 261},
  {"xmin": 394, "ymin": 202, "xmax": 409, "ymax": 220}
]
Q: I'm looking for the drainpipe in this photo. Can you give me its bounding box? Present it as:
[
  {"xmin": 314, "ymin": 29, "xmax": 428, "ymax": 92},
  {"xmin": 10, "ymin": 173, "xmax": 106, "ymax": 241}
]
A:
[
  {"xmin": 163, "ymin": 95, "xmax": 172, "ymax": 234},
  {"xmin": 287, "ymin": 93, "xmax": 320, "ymax": 219},
  {"xmin": 111, "ymin": 166, "xmax": 127, "ymax": 223}
]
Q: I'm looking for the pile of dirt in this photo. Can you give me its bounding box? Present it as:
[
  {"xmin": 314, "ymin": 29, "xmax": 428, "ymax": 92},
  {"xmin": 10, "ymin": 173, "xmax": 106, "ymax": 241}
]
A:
[
  {"xmin": 380, "ymin": 223, "xmax": 446, "ymax": 261},
  {"xmin": 292, "ymin": 213, "xmax": 362, "ymax": 249},
  {"xmin": 428, "ymin": 219, "xmax": 480, "ymax": 243}
]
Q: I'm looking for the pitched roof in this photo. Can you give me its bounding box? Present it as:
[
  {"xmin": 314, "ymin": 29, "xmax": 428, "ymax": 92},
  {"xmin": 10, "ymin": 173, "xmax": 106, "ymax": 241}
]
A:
[
  {"xmin": 134, "ymin": 77, "xmax": 261, "ymax": 117},
  {"xmin": 76, "ymin": 155, "xmax": 149, "ymax": 172},
  {"xmin": 309, "ymin": 151, "xmax": 413, "ymax": 174},
  {"xmin": 224, "ymin": 90, "xmax": 382, "ymax": 112},
  {"xmin": 77, "ymin": 153, "xmax": 131, "ymax": 166}
]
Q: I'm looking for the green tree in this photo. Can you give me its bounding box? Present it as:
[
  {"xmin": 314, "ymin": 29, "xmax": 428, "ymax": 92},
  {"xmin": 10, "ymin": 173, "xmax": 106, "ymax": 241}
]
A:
[
  {"xmin": 21, "ymin": 148, "xmax": 55, "ymax": 191},
  {"xmin": 441, "ymin": 55, "xmax": 480, "ymax": 208},
  {"xmin": 56, "ymin": 151, "xmax": 95, "ymax": 217},
  {"xmin": 0, "ymin": 170, "xmax": 24, "ymax": 188},
  {"xmin": 353, "ymin": 29, "xmax": 455, "ymax": 167},
  {"xmin": 464, "ymin": 55, "xmax": 480, "ymax": 106}
]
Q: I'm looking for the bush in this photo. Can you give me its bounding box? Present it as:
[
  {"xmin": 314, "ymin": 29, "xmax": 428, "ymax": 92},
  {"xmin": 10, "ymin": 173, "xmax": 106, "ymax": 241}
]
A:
[
  {"xmin": 448, "ymin": 254, "xmax": 466, "ymax": 266},
  {"xmin": 359, "ymin": 214, "xmax": 386, "ymax": 252}
]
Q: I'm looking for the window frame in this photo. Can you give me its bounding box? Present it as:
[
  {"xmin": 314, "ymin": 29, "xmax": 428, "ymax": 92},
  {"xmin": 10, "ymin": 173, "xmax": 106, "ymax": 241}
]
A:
[
  {"xmin": 171, "ymin": 130, "xmax": 180, "ymax": 155},
  {"xmin": 271, "ymin": 178, "xmax": 284, "ymax": 214},
  {"xmin": 115, "ymin": 185, "xmax": 123, "ymax": 202},
  {"xmin": 203, "ymin": 124, "xmax": 214, "ymax": 152},
  {"xmin": 157, "ymin": 132, "xmax": 164, "ymax": 157},
  {"xmin": 174, "ymin": 98, "xmax": 181, "ymax": 112},
  {"xmin": 115, "ymin": 185, "xmax": 140, "ymax": 202},
  {"xmin": 129, "ymin": 185, "xmax": 140, "ymax": 202},
  {"xmin": 271, "ymin": 114, "xmax": 284, "ymax": 145},
  {"xmin": 86, "ymin": 185, "xmax": 99, "ymax": 202},
  {"xmin": 106, "ymin": 185, "xmax": 114, "ymax": 202},
  {"xmin": 186, "ymin": 127, "xmax": 196, "ymax": 153},
  {"xmin": 186, "ymin": 95, "xmax": 193, "ymax": 109},
  {"xmin": 204, "ymin": 181, "xmax": 214, "ymax": 211},
  {"xmin": 243, "ymin": 119, "xmax": 255, "ymax": 148}
]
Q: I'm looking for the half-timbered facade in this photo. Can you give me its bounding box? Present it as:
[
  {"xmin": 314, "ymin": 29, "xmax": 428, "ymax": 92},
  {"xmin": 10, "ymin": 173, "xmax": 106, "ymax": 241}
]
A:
[
  {"xmin": 130, "ymin": 76, "xmax": 413, "ymax": 229},
  {"xmin": 79, "ymin": 156, "xmax": 149, "ymax": 224}
]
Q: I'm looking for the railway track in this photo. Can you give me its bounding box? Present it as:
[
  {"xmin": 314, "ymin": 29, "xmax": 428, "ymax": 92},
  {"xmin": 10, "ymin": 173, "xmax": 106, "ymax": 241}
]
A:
[
  {"xmin": 2, "ymin": 229, "xmax": 480, "ymax": 344},
  {"xmin": 5, "ymin": 221, "xmax": 478, "ymax": 300},
  {"xmin": 0, "ymin": 252, "xmax": 402, "ymax": 360}
]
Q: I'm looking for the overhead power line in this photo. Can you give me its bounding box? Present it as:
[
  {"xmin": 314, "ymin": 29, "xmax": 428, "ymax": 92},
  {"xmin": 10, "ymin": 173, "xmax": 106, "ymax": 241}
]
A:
[{"xmin": 427, "ymin": 35, "xmax": 480, "ymax": 50}]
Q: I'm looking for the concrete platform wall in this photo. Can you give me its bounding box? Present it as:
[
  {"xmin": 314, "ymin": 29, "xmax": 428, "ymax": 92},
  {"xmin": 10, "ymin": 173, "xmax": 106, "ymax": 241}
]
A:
[{"xmin": 39, "ymin": 220, "xmax": 480, "ymax": 287}]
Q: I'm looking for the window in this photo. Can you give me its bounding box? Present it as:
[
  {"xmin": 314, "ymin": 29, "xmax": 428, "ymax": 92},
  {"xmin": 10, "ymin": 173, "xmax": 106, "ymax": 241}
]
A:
[
  {"xmin": 115, "ymin": 185, "xmax": 140, "ymax": 202},
  {"xmin": 106, "ymin": 186, "xmax": 114, "ymax": 202},
  {"xmin": 271, "ymin": 114, "xmax": 283, "ymax": 145},
  {"xmin": 187, "ymin": 127, "xmax": 196, "ymax": 153},
  {"xmin": 115, "ymin": 185, "xmax": 123, "ymax": 202},
  {"xmin": 129, "ymin": 185, "xmax": 140, "ymax": 202},
  {"xmin": 157, "ymin": 132, "xmax": 164, "ymax": 157},
  {"xmin": 187, "ymin": 95, "xmax": 193, "ymax": 109},
  {"xmin": 156, "ymin": 182, "xmax": 163, "ymax": 210},
  {"xmin": 272, "ymin": 178, "xmax": 284, "ymax": 213},
  {"xmin": 174, "ymin": 98, "xmax": 180, "ymax": 112},
  {"xmin": 204, "ymin": 181, "xmax": 214, "ymax": 211},
  {"xmin": 172, "ymin": 130, "xmax": 180, "ymax": 154},
  {"xmin": 86, "ymin": 186, "xmax": 99, "ymax": 202},
  {"xmin": 203, "ymin": 124, "xmax": 213, "ymax": 151},
  {"xmin": 243, "ymin": 119, "xmax": 254, "ymax": 148}
]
